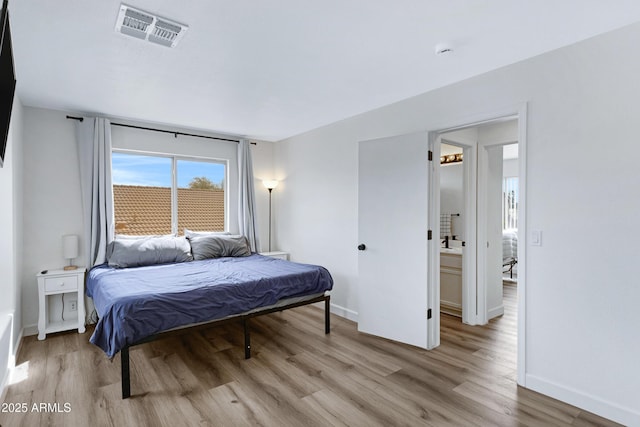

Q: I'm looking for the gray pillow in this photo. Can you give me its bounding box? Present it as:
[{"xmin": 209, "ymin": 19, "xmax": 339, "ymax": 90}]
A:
[
  {"xmin": 107, "ymin": 234, "xmax": 175, "ymax": 260},
  {"xmin": 188, "ymin": 234, "xmax": 251, "ymax": 260},
  {"xmin": 107, "ymin": 236, "xmax": 193, "ymax": 268}
]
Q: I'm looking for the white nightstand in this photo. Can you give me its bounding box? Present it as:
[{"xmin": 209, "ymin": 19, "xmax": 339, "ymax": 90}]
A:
[
  {"xmin": 260, "ymin": 251, "xmax": 289, "ymax": 260},
  {"xmin": 37, "ymin": 268, "xmax": 86, "ymax": 340}
]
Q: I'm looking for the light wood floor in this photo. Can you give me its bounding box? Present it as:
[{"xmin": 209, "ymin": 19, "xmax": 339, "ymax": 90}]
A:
[{"xmin": 1, "ymin": 284, "xmax": 620, "ymax": 426}]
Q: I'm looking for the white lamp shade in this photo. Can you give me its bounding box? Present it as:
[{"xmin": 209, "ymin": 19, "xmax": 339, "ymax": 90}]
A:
[
  {"xmin": 262, "ymin": 180, "xmax": 279, "ymax": 190},
  {"xmin": 62, "ymin": 235, "xmax": 79, "ymax": 260}
]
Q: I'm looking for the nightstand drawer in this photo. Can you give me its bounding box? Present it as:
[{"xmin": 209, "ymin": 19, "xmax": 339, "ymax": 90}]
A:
[{"xmin": 44, "ymin": 275, "xmax": 78, "ymax": 292}]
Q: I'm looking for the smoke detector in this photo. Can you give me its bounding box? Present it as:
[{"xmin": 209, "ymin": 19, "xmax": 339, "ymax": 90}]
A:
[
  {"xmin": 435, "ymin": 43, "xmax": 453, "ymax": 55},
  {"xmin": 115, "ymin": 4, "xmax": 188, "ymax": 48}
]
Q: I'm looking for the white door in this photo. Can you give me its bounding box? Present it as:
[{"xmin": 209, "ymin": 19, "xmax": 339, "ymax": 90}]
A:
[
  {"xmin": 477, "ymin": 145, "xmax": 506, "ymax": 321},
  {"xmin": 459, "ymin": 142, "xmax": 478, "ymax": 325},
  {"xmin": 358, "ymin": 132, "xmax": 431, "ymax": 349}
]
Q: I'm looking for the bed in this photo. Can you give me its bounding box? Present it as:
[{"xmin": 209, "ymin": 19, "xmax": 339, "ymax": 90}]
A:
[{"xmin": 86, "ymin": 239, "xmax": 333, "ymax": 399}]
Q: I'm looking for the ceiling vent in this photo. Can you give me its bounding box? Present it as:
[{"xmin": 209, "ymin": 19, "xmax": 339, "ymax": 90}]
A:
[{"xmin": 115, "ymin": 4, "xmax": 188, "ymax": 48}]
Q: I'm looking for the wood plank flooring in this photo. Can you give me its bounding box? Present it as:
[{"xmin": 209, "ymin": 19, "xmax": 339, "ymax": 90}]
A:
[{"xmin": 1, "ymin": 284, "xmax": 620, "ymax": 426}]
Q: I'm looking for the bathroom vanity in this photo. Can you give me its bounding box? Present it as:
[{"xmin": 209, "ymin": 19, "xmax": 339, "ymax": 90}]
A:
[{"xmin": 440, "ymin": 248, "xmax": 462, "ymax": 317}]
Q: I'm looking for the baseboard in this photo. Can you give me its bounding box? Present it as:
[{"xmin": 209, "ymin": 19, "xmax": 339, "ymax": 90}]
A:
[
  {"xmin": 11, "ymin": 328, "xmax": 23, "ymax": 365},
  {"xmin": 1, "ymin": 326, "xmax": 26, "ymax": 402},
  {"xmin": 22, "ymin": 324, "xmax": 38, "ymax": 337},
  {"xmin": 330, "ymin": 303, "xmax": 358, "ymax": 323},
  {"xmin": 0, "ymin": 367, "xmax": 8, "ymax": 403},
  {"xmin": 441, "ymin": 301, "xmax": 462, "ymax": 317},
  {"xmin": 0, "ymin": 365, "xmax": 8, "ymax": 403},
  {"xmin": 488, "ymin": 304, "xmax": 504, "ymax": 320},
  {"xmin": 0, "ymin": 315, "xmax": 20, "ymax": 403},
  {"xmin": 526, "ymin": 374, "xmax": 640, "ymax": 426}
]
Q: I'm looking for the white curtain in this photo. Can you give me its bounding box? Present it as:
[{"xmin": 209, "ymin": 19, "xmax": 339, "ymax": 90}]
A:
[
  {"xmin": 238, "ymin": 139, "xmax": 260, "ymax": 252},
  {"xmin": 76, "ymin": 117, "xmax": 114, "ymax": 267}
]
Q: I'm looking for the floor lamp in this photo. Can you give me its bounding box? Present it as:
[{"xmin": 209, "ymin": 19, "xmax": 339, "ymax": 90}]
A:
[{"xmin": 262, "ymin": 180, "xmax": 278, "ymax": 252}]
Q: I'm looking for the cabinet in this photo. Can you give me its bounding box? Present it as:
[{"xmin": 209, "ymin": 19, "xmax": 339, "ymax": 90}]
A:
[
  {"xmin": 37, "ymin": 268, "xmax": 86, "ymax": 340},
  {"xmin": 440, "ymin": 252, "xmax": 462, "ymax": 317},
  {"xmin": 260, "ymin": 251, "xmax": 289, "ymax": 260}
]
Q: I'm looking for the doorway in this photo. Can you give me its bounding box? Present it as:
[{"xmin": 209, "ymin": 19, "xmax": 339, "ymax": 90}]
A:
[
  {"xmin": 427, "ymin": 110, "xmax": 526, "ymax": 386},
  {"xmin": 439, "ymin": 141, "xmax": 465, "ymax": 319},
  {"xmin": 437, "ymin": 135, "xmax": 476, "ymax": 323},
  {"xmin": 356, "ymin": 108, "xmax": 527, "ymax": 386}
]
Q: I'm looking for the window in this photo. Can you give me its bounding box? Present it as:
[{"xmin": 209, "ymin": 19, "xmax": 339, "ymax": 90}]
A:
[
  {"xmin": 176, "ymin": 159, "xmax": 225, "ymax": 234},
  {"xmin": 112, "ymin": 152, "xmax": 226, "ymax": 235},
  {"xmin": 502, "ymin": 176, "xmax": 518, "ymax": 230}
]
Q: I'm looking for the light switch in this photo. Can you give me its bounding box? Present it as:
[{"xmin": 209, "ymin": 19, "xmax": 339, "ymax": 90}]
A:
[{"xmin": 531, "ymin": 230, "xmax": 542, "ymax": 246}]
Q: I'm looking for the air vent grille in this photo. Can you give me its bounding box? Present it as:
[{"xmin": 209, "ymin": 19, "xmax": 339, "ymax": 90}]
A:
[
  {"xmin": 115, "ymin": 4, "xmax": 188, "ymax": 48},
  {"xmin": 150, "ymin": 20, "xmax": 181, "ymax": 47}
]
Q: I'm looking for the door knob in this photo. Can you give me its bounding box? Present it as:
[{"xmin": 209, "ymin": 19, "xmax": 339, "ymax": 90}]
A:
[{"xmin": 357, "ymin": 244, "xmax": 366, "ymax": 251}]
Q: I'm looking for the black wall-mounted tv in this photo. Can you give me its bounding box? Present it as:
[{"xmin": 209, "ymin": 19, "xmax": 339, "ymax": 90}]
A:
[{"xmin": 0, "ymin": 0, "xmax": 16, "ymax": 168}]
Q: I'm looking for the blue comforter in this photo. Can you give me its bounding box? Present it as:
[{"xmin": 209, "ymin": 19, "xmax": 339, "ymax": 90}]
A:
[{"xmin": 86, "ymin": 254, "xmax": 333, "ymax": 358}]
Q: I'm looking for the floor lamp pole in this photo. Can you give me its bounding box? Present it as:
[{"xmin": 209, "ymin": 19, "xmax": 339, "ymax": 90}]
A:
[
  {"xmin": 262, "ymin": 180, "xmax": 278, "ymax": 253},
  {"xmin": 268, "ymin": 188, "xmax": 273, "ymax": 252}
]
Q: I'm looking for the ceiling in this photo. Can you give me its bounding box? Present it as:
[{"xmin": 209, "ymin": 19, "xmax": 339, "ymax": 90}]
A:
[{"xmin": 10, "ymin": 1, "xmax": 640, "ymax": 141}]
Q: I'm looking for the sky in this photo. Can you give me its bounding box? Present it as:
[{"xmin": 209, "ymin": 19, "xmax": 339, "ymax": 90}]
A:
[{"xmin": 112, "ymin": 152, "xmax": 225, "ymax": 188}]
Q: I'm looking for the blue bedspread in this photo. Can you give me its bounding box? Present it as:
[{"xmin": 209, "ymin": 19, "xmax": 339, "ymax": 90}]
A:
[{"xmin": 86, "ymin": 254, "xmax": 333, "ymax": 358}]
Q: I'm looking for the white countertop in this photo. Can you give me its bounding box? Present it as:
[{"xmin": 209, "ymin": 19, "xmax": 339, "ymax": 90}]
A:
[{"xmin": 441, "ymin": 247, "xmax": 463, "ymax": 255}]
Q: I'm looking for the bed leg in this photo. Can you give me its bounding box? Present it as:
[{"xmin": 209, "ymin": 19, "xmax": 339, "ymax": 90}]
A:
[
  {"xmin": 325, "ymin": 296, "xmax": 331, "ymax": 334},
  {"xmin": 243, "ymin": 318, "xmax": 251, "ymax": 359},
  {"xmin": 121, "ymin": 346, "xmax": 131, "ymax": 399}
]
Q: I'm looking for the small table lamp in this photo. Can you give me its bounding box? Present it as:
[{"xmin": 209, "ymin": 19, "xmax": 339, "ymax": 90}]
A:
[{"xmin": 62, "ymin": 234, "xmax": 79, "ymax": 271}]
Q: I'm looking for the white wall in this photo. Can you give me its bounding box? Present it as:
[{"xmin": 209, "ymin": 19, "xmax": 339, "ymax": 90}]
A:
[
  {"xmin": 0, "ymin": 113, "xmax": 15, "ymax": 317},
  {"xmin": 274, "ymin": 131, "xmax": 359, "ymax": 316},
  {"xmin": 21, "ymin": 108, "xmax": 85, "ymax": 333},
  {"xmin": 11, "ymin": 99, "xmax": 24, "ymax": 352},
  {"xmin": 20, "ymin": 108, "xmax": 275, "ymax": 331},
  {"xmin": 439, "ymin": 162, "xmax": 463, "ymax": 238},
  {"xmin": 246, "ymin": 139, "xmax": 276, "ymax": 253},
  {"xmin": 476, "ymin": 121, "xmax": 517, "ymax": 319},
  {"xmin": 503, "ymin": 158, "xmax": 518, "ymax": 177},
  {"xmin": 483, "ymin": 145, "xmax": 504, "ymax": 319},
  {"xmin": 274, "ymin": 22, "xmax": 640, "ymax": 425},
  {"xmin": 0, "ymin": 95, "xmax": 24, "ymax": 394}
]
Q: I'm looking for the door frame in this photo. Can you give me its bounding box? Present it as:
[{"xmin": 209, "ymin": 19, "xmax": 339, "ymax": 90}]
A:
[
  {"xmin": 427, "ymin": 103, "xmax": 528, "ymax": 386},
  {"xmin": 436, "ymin": 136, "xmax": 478, "ymax": 325}
]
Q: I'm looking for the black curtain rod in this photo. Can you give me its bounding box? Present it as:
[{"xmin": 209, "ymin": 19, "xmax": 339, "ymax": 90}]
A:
[{"xmin": 66, "ymin": 115, "xmax": 254, "ymax": 144}]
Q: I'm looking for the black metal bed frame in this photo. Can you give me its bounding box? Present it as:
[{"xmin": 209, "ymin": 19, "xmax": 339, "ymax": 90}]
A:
[
  {"xmin": 120, "ymin": 294, "xmax": 330, "ymax": 399},
  {"xmin": 503, "ymin": 257, "xmax": 518, "ymax": 279}
]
